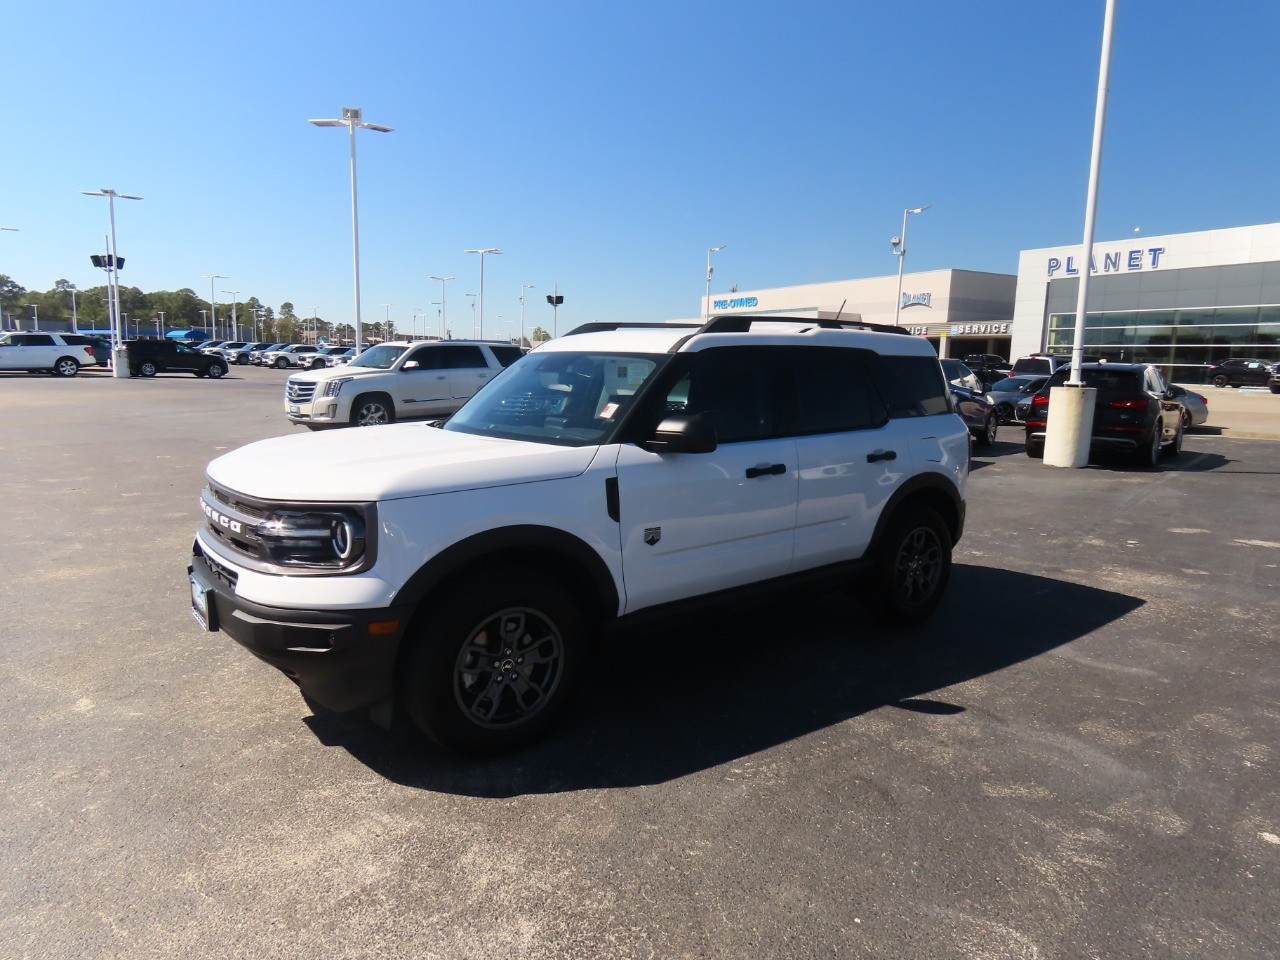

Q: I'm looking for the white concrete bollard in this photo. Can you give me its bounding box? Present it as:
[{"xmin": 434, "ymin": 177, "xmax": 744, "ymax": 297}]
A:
[{"xmin": 1043, "ymin": 385, "xmax": 1096, "ymax": 468}]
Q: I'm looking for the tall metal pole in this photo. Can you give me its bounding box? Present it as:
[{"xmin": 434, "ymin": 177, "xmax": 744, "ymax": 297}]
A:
[
  {"xmin": 348, "ymin": 120, "xmax": 365, "ymax": 353},
  {"xmin": 1043, "ymin": 0, "xmax": 1116, "ymax": 469},
  {"xmin": 892, "ymin": 206, "xmax": 930, "ymax": 327},
  {"xmin": 223, "ymin": 291, "xmax": 240, "ymax": 340},
  {"xmin": 520, "ymin": 283, "xmax": 535, "ymax": 346},
  {"xmin": 1068, "ymin": 0, "xmax": 1117, "ymax": 386},
  {"xmin": 705, "ymin": 245, "xmax": 725, "ymax": 320},
  {"xmin": 69, "ymin": 286, "xmax": 78, "ymax": 333}
]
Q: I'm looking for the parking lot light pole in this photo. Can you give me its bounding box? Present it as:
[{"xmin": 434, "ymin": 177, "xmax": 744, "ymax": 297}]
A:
[
  {"xmin": 25, "ymin": 304, "xmax": 38, "ymax": 331},
  {"xmin": 428, "ymin": 276, "xmax": 453, "ymax": 338},
  {"xmin": 68, "ymin": 285, "xmax": 78, "ymax": 333},
  {"xmin": 466, "ymin": 294, "xmax": 478, "ymax": 337},
  {"xmin": 310, "ymin": 107, "xmax": 394, "ymax": 356},
  {"xmin": 223, "ymin": 291, "xmax": 239, "ymax": 340},
  {"xmin": 204, "ymin": 275, "xmax": 226, "ymax": 340},
  {"xmin": 1044, "ymin": 0, "xmax": 1114, "ymax": 469},
  {"xmin": 463, "ymin": 249, "xmax": 500, "ymax": 338},
  {"xmin": 81, "ymin": 188, "xmax": 141, "ymax": 378},
  {"xmin": 519, "ymin": 284, "xmax": 535, "ymax": 346},
  {"xmin": 891, "ymin": 206, "xmax": 930, "ymax": 328},
  {"xmin": 705, "ymin": 245, "xmax": 725, "ymax": 320}
]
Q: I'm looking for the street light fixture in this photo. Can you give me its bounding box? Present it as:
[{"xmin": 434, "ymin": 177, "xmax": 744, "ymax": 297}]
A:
[
  {"xmin": 203, "ymin": 275, "xmax": 226, "ymax": 338},
  {"xmin": 309, "ymin": 106, "xmax": 394, "ymax": 355},
  {"xmin": 81, "ymin": 188, "xmax": 142, "ymax": 377},
  {"xmin": 427, "ymin": 276, "xmax": 454, "ymax": 339},
  {"xmin": 463, "ymin": 248, "xmax": 501, "ymax": 338},
  {"xmin": 891, "ymin": 205, "xmax": 931, "ymax": 327},
  {"xmin": 519, "ymin": 283, "xmax": 535, "ymax": 346},
  {"xmin": 705, "ymin": 245, "xmax": 726, "ymax": 320}
]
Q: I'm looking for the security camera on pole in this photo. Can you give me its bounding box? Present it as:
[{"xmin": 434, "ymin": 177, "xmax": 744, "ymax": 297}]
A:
[{"xmin": 546, "ymin": 285, "xmax": 564, "ymax": 339}]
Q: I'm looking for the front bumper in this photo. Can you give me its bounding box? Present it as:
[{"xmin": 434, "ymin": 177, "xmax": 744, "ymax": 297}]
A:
[{"xmin": 189, "ymin": 547, "xmax": 413, "ymax": 712}]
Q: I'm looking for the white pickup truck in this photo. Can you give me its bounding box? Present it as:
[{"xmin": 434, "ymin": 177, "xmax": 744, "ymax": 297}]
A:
[{"xmin": 283, "ymin": 339, "xmax": 524, "ymax": 428}]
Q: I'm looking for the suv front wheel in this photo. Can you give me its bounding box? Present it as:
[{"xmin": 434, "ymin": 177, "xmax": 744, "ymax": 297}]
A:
[
  {"xmin": 864, "ymin": 506, "xmax": 952, "ymax": 624},
  {"xmin": 404, "ymin": 568, "xmax": 584, "ymax": 753},
  {"xmin": 352, "ymin": 394, "xmax": 395, "ymax": 426}
]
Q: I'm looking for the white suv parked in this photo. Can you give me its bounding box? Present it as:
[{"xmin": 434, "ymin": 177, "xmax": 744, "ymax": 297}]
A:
[
  {"xmin": 260, "ymin": 344, "xmax": 323, "ymax": 369},
  {"xmin": 190, "ymin": 317, "xmax": 969, "ymax": 753},
  {"xmin": 283, "ymin": 339, "xmax": 524, "ymax": 428},
  {"xmin": 0, "ymin": 331, "xmax": 98, "ymax": 376}
]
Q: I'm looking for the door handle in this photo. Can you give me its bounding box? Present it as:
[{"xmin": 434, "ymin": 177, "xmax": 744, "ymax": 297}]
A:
[
  {"xmin": 866, "ymin": 450, "xmax": 898, "ymax": 463},
  {"xmin": 745, "ymin": 463, "xmax": 787, "ymax": 479}
]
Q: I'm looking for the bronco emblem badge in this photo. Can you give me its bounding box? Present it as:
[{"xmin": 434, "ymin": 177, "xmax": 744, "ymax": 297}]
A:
[{"xmin": 644, "ymin": 527, "xmax": 661, "ymax": 546}]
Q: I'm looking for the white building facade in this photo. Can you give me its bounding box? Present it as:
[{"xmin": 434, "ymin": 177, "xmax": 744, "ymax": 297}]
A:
[
  {"xmin": 706, "ymin": 269, "xmax": 1017, "ymax": 359},
  {"xmin": 1012, "ymin": 221, "xmax": 1280, "ymax": 382}
]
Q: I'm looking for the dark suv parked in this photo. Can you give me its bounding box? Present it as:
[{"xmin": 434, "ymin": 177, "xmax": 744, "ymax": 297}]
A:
[
  {"xmin": 1206, "ymin": 358, "xmax": 1274, "ymax": 388},
  {"xmin": 1022, "ymin": 363, "xmax": 1183, "ymax": 465},
  {"xmin": 125, "ymin": 340, "xmax": 228, "ymax": 379}
]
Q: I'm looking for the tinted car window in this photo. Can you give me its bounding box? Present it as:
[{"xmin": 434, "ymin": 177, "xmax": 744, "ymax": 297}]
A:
[
  {"xmin": 790, "ymin": 347, "xmax": 886, "ymax": 434},
  {"xmin": 490, "ymin": 345, "xmax": 524, "ymax": 367},
  {"xmin": 1046, "ymin": 368, "xmax": 1142, "ymax": 392},
  {"xmin": 406, "ymin": 346, "xmax": 447, "ymax": 369},
  {"xmin": 869, "ymin": 355, "xmax": 950, "ymax": 418},
  {"xmin": 666, "ymin": 347, "xmax": 782, "ymax": 443},
  {"xmin": 442, "ymin": 345, "xmax": 487, "ymax": 369}
]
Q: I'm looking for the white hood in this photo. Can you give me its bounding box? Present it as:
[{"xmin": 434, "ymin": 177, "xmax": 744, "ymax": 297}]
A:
[{"xmin": 207, "ymin": 424, "xmax": 601, "ymax": 502}]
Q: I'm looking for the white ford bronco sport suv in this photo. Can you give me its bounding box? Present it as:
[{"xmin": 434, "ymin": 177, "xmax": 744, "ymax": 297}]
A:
[
  {"xmin": 284, "ymin": 339, "xmax": 525, "ymax": 428},
  {"xmin": 190, "ymin": 317, "xmax": 969, "ymax": 753}
]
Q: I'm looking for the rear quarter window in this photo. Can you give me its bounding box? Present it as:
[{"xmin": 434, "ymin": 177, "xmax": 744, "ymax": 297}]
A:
[{"xmin": 869, "ymin": 355, "xmax": 950, "ymax": 418}]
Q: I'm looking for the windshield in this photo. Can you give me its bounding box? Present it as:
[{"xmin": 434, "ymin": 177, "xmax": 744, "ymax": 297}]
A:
[
  {"xmin": 445, "ymin": 351, "xmax": 666, "ymax": 446},
  {"xmin": 349, "ymin": 345, "xmax": 407, "ymax": 369}
]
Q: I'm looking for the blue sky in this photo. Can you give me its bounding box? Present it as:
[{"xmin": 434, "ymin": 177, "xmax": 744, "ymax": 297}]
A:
[{"xmin": 3, "ymin": 1, "xmax": 1279, "ymax": 338}]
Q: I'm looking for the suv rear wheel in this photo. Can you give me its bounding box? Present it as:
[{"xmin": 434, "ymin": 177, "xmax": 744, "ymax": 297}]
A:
[
  {"xmin": 138, "ymin": 360, "xmax": 158, "ymax": 378},
  {"xmin": 404, "ymin": 568, "xmax": 583, "ymax": 753},
  {"xmin": 865, "ymin": 505, "xmax": 952, "ymax": 624}
]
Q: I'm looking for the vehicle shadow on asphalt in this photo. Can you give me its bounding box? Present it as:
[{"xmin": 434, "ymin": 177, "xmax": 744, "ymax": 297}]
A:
[{"xmin": 303, "ymin": 564, "xmax": 1143, "ymax": 795}]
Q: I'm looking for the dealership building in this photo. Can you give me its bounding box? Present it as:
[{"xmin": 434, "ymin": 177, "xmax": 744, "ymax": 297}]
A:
[
  {"xmin": 1011, "ymin": 221, "xmax": 1280, "ymax": 381},
  {"xmin": 705, "ymin": 269, "xmax": 1018, "ymax": 360},
  {"xmin": 706, "ymin": 221, "xmax": 1280, "ymax": 383}
]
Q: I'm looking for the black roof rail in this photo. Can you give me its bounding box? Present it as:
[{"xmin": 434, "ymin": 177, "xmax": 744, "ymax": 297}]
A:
[
  {"xmin": 562, "ymin": 322, "xmax": 702, "ymax": 337},
  {"xmin": 699, "ymin": 314, "xmax": 912, "ymax": 336}
]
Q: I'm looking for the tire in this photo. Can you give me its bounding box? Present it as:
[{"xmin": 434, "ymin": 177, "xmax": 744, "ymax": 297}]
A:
[
  {"xmin": 138, "ymin": 361, "xmax": 158, "ymax": 378},
  {"xmin": 1163, "ymin": 418, "xmax": 1183, "ymax": 458},
  {"xmin": 352, "ymin": 394, "xmax": 395, "ymax": 427},
  {"xmin": 310, "ymin": 357, "xmax": 326, "ymax": 370},
  {"xmin": 864, "ymin": 506, "xmax": 952, "ymax": 624},
  {"xmin": 1181, "ymin": 408, "xmax": 1192, "ymax": 432},
  {"xmin": 995, "ymin": 402, "xmax": 1014, "ymax": 424},
  {"xmin": 1271, "ymin": 384, "xmax": 1280, "ymax": 395},
  {"xmin": 53, "ymin": 357, "xmax": 80, "ymax": 377},
  {"xmin": 274, "ymin": 357, "xmax": 289, "ymax": 369},
  {"xmin": 1025, "ymin": 434, "xmax": 1043, "ymax": 458},
  {"xmin": 1137, "ymin": 421, "xmax": 1162, "ymax": 467},
  {"xmin": 1211, "ymin": 375, "xmax": 1228, "ymax": 388},
  {"xmin": 237, "ymin": 355, "xmax": 249, "ymax": 365},
  {"xmin": 206, "ymin": 362, "xmax": 226, "ymax": 379},
  {"xmin": 976, "ymin": 413, "xmax": 997, "ymax": 447},
  {"xmin": 403, "ymin": 568, "xmax": 584, "ymax": 753}
]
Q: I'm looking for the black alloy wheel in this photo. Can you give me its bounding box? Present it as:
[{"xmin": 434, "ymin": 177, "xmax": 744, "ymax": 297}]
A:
[
  {"xmin": 404, "ymin": 567, "xmax": 584, "ymax": 753},
  {"xmin": 995, "ymin": 402, "xmax": 1014, "ymax": 424},
  {"xmin": 1211, "ymin": 375, "xmax": 1229, "ymax": 388},
  {"xmin": 865, "ymin": 506, "xmax": 952, "ymax": 624}
]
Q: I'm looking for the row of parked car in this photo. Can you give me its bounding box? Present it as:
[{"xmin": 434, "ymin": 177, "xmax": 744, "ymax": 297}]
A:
[
  {"xmin": 940, "ymin": 353, "xmax": 1215, "ymax": 467},
  {"xmin": 194, "ymin": 340, "xmax": 357, "ymax": 369}
]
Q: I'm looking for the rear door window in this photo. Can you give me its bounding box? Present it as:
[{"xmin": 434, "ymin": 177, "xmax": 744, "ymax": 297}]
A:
[
  {"xmin": 868, "ymin": 355, "xmax": 950, "ymax": 418},
  {"xmin": 789, "ymin": 347, "xmax": 887, "ymax": 434}
]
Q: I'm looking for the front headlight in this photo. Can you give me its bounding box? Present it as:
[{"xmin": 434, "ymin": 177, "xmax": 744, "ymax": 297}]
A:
[
  {"xmin": 256, "ymin": 508, "xmax": 368, "ymax": 569},
  {"xmin": 323, "ymin": 376, "xmax": 354, "ymax": 398}
]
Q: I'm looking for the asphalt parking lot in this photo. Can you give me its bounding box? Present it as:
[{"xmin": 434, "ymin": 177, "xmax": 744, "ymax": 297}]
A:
[{"xmin": 1, "ymin": 368, "xmax": 1278, "ymax": 959}]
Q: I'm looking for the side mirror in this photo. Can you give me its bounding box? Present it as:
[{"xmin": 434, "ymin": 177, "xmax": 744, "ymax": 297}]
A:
[
  {"xmin": 644, "ymin": 413, "xmax": 718, "ymax": 454},
  {"xmin": 402, "ymin": 360, "xmax": 420, "ymax": 370}
]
